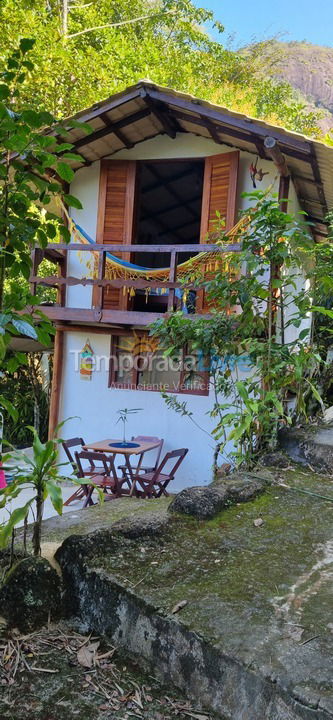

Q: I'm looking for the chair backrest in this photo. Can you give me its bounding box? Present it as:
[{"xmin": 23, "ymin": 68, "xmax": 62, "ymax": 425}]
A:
[
  {"xmin": 75, "ymin": 450, "xmax": 117, "ymax": 480},
  {"xmin": 132, "ymin": 435, "xmax": 164, "ymax": 468},
  {"xmin": 153, "ymin": 447, "xmax": 188, "ymax": 482},
  {"xmin": 62, "ymin": 437, "xmax": 85, "ymax": 472}
]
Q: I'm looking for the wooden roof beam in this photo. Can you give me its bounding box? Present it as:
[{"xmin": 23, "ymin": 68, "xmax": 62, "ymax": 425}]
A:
[
  {"xmin": 173, "ymin": 109, "xmax": 268, "ymax": 159},
  {"xmin": 264, "ymin": 137, "xmax": 289, "ymax": 177},
  {"xmin": 205, "ymin": 121, "xmax": 224, "ymax": 145},
  {"xmin": 66, "ymin": 86, "xmax": 144, "ymax": 125},
  {"xmin": 73, "ymin": 107, "xmax": 151, "ymax": 149},
  {"xmin": 142, "ymin": 96, "xmax": 179, "ymax": 139},
  {"xmin": 309, "ymin": 145, "xmax": 328, "ymax": 215},
  {"xmin": 173, "ymin": 109, "xmax": 255, "ymax": 145},
  {"xmin": 99, "ymin": 112, "xmax": 134, "ymax": 149},
  {"xmin": 145, "ymin": 87, "xmax": 312, "ymax": 154},
  {"xmin": 292, "ymin": 173, "xmax": 324, "ymax": 188}
]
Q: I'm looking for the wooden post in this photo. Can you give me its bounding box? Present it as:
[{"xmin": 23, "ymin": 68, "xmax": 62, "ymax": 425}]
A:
[
  {"xmin": 278, "ymin": 175, "xmax": 290, "ymax": 213},
  {"xmin": 48, "ymin": 328, "xmax": 64, "ymax": 439},
  {"xmin": 92, "ymin": 249, "xmax": 106, "ymax": 310},
  {"xmin": 30, "ymin": 248, "xmax": 43, "ymax": 297},
  {"xmin": 264, "ymin": 137, "xmax": 289, "ymax": 177},
  {"xmin": 58, "ymin": 250, "xmax": 67, "ymax": 307},
  {"xmin": 167, "ymin": 250, "xmax": 178, "ymax": 311}
]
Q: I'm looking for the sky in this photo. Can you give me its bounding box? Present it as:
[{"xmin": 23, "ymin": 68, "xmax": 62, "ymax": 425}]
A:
[{"xmin": 194, "ymin": 0, "xmax": 333, "ymax": 49}]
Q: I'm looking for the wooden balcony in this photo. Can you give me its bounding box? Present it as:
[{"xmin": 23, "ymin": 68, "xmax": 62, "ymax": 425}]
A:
[{"xmin": 30, "ymin": 241, "xmax": 241, "ymax": 327}]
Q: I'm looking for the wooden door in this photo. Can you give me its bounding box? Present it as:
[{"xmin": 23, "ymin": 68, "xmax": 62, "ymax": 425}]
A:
[
  {"xmin": 197, "ymin": 151, "xmax": 239, "ymax": 313},
  {"xmin": 95, "ymin": 159, "xmax": 137, "ymax": 310}
]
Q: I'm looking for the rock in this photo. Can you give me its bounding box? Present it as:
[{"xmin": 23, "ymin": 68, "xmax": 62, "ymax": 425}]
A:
[
  {"xmin": 259, "ymin": 451, "xmax": 290, "ymax": 468},
  {"xmin": 168, "ymin": 486, "xmax": 229, "ymax": 520},
  {"xmin": 169, "ymin": 473, "xmax": 268, "ymax": 520},
  {"xmin": 112, "ymin": 511, "xmax": 170, "ymax": 539},
  {"xmin": 278, "ymin": 425, "xmax": 333, "ymax": 472},
  {"xmin": 226, "ymin": 475, "xmax": 267, "ymax": 502},
  {"xmin": 323, "ymin": 406, "xmax": 333, "ymax": 424},
  {"xmin": 0, "ymin": 556, "xmax": 61, "ymax": 632},
  {"xmin": 253, "ymin": 518, "xmax": 264, "ymax": 527}
]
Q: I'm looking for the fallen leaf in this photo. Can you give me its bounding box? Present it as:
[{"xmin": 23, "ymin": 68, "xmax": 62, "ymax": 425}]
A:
[
  {"xmin": 77, "ymin": 641, "xmax": 100, "ymax": 668},
  {"xmin": 253, "ymin": 518, "xmax": 264, "ymax": 527},
  {"xmin": 171, "ymin": 600, "xmax": 188, "ymax": 614},
  {"xmin": 133, "ymin": 689, "xmax": 143, "ymax": 709},
  {"xmin": 97, "ymin": 648, "xmax": 115, "ymax": 661}
]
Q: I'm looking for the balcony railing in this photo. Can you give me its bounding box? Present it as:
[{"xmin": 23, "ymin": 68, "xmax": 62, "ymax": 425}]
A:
[{"xmin": 30, "ymin": 241, "xmax": 241, "ymax": 324}]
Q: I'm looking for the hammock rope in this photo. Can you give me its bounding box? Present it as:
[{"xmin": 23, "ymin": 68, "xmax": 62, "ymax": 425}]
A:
[{"xmin": 58, "ymin": 199, "xmax": 249, "ymax": 301}]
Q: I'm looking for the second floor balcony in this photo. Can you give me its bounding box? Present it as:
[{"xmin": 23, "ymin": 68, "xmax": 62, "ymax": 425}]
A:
[{"xmin": 30, "ymin": 238, "xmax": 241, "ymax": 327}]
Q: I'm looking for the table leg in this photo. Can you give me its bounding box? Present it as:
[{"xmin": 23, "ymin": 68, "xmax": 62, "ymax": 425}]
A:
[
  {"xmin": 128, "ymin": 451, "xmax": 147, "ymax": 497},
  {"xmin": 123, "ymin": 454, "xmax": 138, "ymax": 497}
]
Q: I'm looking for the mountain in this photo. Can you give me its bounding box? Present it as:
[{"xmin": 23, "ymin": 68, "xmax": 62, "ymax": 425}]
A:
[{"xmin": 266, "ymin": 41, "xmax": 333, "ymax": 132}]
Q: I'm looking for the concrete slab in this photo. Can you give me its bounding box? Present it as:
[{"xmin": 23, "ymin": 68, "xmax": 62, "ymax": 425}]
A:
[{"xmin": 56, "ymin": 468, "xmax": 333, "ymax": 720}]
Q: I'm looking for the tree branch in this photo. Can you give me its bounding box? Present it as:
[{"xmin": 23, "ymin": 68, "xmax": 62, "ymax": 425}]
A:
[{"xmin": 66, "ymin": 9, "xmax": 177, "ymax": 39}]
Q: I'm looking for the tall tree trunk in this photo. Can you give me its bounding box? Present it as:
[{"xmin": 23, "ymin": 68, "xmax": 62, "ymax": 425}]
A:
[
  {"xmin": 0, "ymin": 151, "xmax": 10, "ymax": 313},
  {"xmin": 61, "ymin": 0, "xmax": 68, "ymax": 37}
]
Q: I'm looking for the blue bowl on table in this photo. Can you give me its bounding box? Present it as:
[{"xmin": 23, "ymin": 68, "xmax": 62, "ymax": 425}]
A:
[{"xmin": 109, "ymin": 442, "xmax": 140, "ymax": 449}]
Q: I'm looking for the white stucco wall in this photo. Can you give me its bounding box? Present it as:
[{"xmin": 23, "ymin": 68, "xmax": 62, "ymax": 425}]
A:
[
  {"xmin": 59, "ymin": 330, "xmax": 219, "ymax": 489},
  {"xmin": 66, "ymin": 161, "xmax": 100, "ymax": 308}
]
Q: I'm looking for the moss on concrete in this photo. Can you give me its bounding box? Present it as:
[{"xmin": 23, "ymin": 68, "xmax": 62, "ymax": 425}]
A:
[
  {"xmin": 87, "ymin": 469, "xmax": 333, "ymax": 701},
  {"xmin": 22, "ymin": 496, "xmax": 172, "ymax": 546}
]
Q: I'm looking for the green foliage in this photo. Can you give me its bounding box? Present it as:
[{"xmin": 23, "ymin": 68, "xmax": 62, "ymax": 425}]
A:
[
  {"xmin": 0, "ymin": 426, "xmax": 68, "ymax": 555},
  {"xmin": 305, "ymin": 211, "xmax": 333, "ymax": 355},
  {"xmin": 1, "ymin": 352, "xmax": 51, "ymax": 448},
  {"xmin": 151, "ymin": 193, "xmax": 325, "ymax": 468},
  {"xmin": 0, "ymin": 0, "xmax": 322, "ymax": 136},
  {"xmin": 0, "ymin": 41, "xmax": 83, "ymax": 426}
]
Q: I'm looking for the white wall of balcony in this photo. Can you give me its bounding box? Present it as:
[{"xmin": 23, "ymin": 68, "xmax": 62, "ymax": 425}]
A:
[{"xmin": 67, "ymin": 161, "xmax": 100, "ymax": 309}]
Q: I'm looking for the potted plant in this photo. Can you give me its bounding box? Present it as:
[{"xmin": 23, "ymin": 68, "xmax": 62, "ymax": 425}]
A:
[{"xmin": 115, "ymin": 408, "xmax": 142, "ymax": 448}]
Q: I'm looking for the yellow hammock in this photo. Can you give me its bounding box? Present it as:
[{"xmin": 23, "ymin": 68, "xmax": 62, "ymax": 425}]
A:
[{"xmin": 58, "ymin": 200, "xmax": 248, "ymax": 299}]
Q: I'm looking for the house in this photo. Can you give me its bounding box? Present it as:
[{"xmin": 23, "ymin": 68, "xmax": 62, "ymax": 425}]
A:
[{"xmin": 33, "ymin": 81, "xmax": 333, "ymax": 488}]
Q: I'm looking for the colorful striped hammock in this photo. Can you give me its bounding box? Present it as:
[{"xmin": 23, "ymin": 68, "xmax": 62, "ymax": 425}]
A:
[{"xmin": 60, "ymin": 202, "xmax": 247, "ymax": 285}]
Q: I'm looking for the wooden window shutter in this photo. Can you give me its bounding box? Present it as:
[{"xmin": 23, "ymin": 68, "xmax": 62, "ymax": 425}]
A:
[
  {"xmin": 95, "ymin": 159, "xmax": 137, "ymax": 311},
  {"xmin": 198, "ymin": 151, "xmax": 239, "ymax": 312}
]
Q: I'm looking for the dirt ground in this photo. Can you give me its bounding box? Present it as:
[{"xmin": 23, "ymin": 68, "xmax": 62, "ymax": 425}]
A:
[{"xmin": 0, "ymin": 623, "xmax": 216, "ymax": 720}]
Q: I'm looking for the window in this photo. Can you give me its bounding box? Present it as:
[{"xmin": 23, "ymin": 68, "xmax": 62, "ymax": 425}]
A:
[
  {"xmin": 97, "ymin": 151, "xmax": 239, "ymax": 314},
  {"xmin": 109, "ymin": 333, "xmax": 209, "ymax": 396}
]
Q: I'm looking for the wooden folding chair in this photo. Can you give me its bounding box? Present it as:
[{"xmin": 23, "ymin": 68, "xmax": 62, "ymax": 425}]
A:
[
  {"xmin": 133, "ymin": 448, "xmax": 188, "ymax": 498},
  {"xmin": 62, "ymin": 437, "xmax": 108, "ymax": 506},
  {"xmin": 75, "ymin": 450, "xmax": 122, "ymax": 507},
  {"xmin": 118, "ymin": 435, "xmax": 164, "ymax": 478}
]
